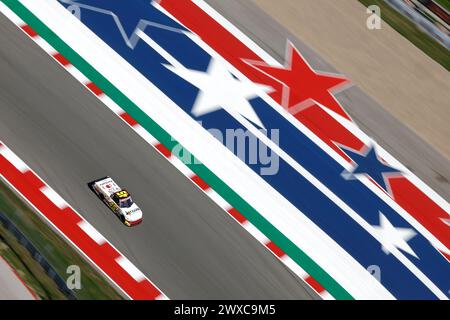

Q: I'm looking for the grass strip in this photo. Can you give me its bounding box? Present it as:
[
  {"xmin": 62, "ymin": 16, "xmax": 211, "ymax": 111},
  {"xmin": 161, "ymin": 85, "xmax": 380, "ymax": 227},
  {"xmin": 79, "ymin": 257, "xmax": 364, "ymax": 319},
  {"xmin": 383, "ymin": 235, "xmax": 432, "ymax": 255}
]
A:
[
  {"xmin": 433, "ymin": 0, "xmax": 450, "ymax": 12},
  {"xmin": 0, "ymin": 180, "xmax": 123, "ymax": 300},
  {"xmin": 0, "ymin": 225, "xmax": 65, "ymax": 299},
  {"xmin": 359, "ymin": 0, "xmax": 450, "ymax": 71}
]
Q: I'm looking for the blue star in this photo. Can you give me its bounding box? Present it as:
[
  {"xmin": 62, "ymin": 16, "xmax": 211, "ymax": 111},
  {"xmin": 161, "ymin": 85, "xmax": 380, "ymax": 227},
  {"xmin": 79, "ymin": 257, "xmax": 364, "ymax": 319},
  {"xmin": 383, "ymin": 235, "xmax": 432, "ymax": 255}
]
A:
[
  {"xmin": 59, "ymin": 0, "xmax": 186, "ymax": 48},
  {"xmin": 343, "ymin": 144, "xmax": 402, "ymax": 190}
]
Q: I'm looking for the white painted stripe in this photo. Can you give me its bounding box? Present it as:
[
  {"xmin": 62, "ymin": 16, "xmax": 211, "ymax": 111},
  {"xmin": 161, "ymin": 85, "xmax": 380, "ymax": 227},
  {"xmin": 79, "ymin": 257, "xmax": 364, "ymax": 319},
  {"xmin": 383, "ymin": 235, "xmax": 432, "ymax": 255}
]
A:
[
  {"xmin": 204, "ymin": 188, "xmax": 230, "ymax": 210},
  {"xmin": 40, "ymin": 185, "xmax": 68, "ymax": 209},
  {"xmin": 0, "ymin": 145, "xmax": 29, "ymax": 172},
  {"xmin": 78, "ymin": 220, "xmax": 106, "ymax": 245},
  {"xmin": 115, "ymin": 256, "xmax": 145, "ymax": 282},
  {"xmin": 137, "ymin": 29, "xmax": 185, "ymax": 70},
  {"xmin": 155, "ymin": 294, "xmax": 169, "ymax": 300},
  {"xmin": 132, "ymin": 124, "xmax": 159, "ymax": 146},
  {"xmin": 242, "ymin": 221, "xmax": 269, "ymax": 243},
  {"xmin": 0, "ymin": 2, "xmax": 24, "ymax": 25},
  {"xmin": 169, "ymin": 156, "xmax": 195, "ymax": 177},
  {"xmin": 98, "ymin": 94, "xmax": 125, "ymax": 115},
  {"xmin": 321, "ymin": 292, "xmax": 335, "ymax": 300},
  {"xmin": 65, "ymin": 64, "xmax": 89, "ymax": 83},
  {"xmin": 33, "ymin": 36, "xmax": 55, "ymax": 53},
  {"xmin": 441, "ymin": 218, "xmax": 450, "ymax": 227},
  {"xmin": 22, "ymin": 0, "xmax": 395, "ymax": 299},
  {"xmin": 280, "ymin": 255, "xmax": 309, "ymax": 279}
]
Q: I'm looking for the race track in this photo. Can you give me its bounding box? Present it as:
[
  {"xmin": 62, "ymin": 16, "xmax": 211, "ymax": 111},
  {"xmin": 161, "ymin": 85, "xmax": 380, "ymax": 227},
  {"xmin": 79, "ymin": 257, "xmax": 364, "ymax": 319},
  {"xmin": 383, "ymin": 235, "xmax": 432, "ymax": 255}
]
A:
[
  {"xmin": 1, "ymin": 0, "xmax": 448, "ymax": 300},
  {"xmin": 0, "ymin": 12, "xmax": 318, "ymax": 299}
]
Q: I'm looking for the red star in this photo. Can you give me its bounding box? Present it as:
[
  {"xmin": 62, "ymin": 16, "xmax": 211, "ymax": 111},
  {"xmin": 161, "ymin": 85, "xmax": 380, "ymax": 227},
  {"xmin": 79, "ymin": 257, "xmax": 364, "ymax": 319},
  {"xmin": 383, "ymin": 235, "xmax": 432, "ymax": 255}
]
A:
[{"xmin": 245, "ymin": 42, "xmax": 351, "ymax": 120}]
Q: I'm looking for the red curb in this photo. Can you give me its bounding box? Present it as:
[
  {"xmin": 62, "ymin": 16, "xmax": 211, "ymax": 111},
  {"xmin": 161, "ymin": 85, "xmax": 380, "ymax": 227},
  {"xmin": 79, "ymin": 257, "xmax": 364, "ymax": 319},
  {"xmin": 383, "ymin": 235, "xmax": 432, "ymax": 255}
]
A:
[
  {"xmin": 20, "ymin": 24, "xmax": 37, "ymax": 37},
  {"xmin": 86, "ymin": 82, "xmax": 103, "ymax": 96},
  {"xmin": 190, "ymin": 175, "xmax": 210, "ymax": 191},
  {"xmin": 266, "ymin": 241, "xmax": 285, "ymax": 258}
]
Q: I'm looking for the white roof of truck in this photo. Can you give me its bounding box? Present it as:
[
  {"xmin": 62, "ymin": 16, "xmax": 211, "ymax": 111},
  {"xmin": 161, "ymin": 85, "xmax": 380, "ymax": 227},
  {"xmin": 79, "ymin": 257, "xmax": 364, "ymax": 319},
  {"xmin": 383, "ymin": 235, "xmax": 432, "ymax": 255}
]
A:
[{"xmin": 96, "ymin": 177, "xmax": 121, "ymax": 195}]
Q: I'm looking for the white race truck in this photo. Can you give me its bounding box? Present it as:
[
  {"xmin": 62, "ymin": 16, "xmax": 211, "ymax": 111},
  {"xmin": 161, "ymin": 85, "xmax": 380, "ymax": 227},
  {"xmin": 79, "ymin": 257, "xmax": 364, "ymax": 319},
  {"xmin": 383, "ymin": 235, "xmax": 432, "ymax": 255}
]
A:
[{"xmin": 90, "ymin": 176, "xmax": 143, "ymax": 226}]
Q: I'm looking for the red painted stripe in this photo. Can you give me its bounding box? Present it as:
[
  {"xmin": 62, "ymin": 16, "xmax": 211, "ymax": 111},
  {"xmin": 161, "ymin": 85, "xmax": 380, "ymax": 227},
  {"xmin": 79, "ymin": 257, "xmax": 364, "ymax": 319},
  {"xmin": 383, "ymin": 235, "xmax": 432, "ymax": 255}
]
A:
[
  {"xmin": 20, "ymin": 24, "xmax": 37, "ymax": 37},
  {"xmin": 120, "ymin": 112, "xmax": 138, "ymax": 127},
  {"xmin": 304, "ymin": 275, "xmax": 326, "ymax": 294},
  {"xmin": 389, "ymin": 177, "xmax": 450, "ymax": 250},
  {"xmin": 154, "ymin": 143, "xmax": 172, "ymax": 158},
  {"xmin": 86, "ymin": 82, "xmax": 103, "ymax": 96},
  {"xmin": 294, "ymin": 105, "xmax": 364, "ymax": 161},
  {"xmin": 227, "ymin": 208, "xmax": 247, "ymax": 224},
  {"xmin": 191, "ymin": 175, "xmax": 210, "ymax": 190},
  {"xmin": 52, "ymin": 52, "xmax": 70, "ymax": 66},
  {"xmin": 266, "ymin": 241, "xmax": 285, "ymax": 258}
]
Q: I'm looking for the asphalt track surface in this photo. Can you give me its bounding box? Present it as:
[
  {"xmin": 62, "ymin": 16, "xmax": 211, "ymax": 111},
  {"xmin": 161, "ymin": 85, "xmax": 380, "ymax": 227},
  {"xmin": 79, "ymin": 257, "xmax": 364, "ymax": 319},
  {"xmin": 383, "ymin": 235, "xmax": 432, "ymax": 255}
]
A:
[
  {"xmin": 0, "ymin": 13, "xmax": 319, "ymax": 299},
  {"xmin": 0, "ymin": 257, "xmax": 35, "ymax": 300},
  {"xmin": 205, "ymin": 0, "xmax": 450, "ymax": 201}
]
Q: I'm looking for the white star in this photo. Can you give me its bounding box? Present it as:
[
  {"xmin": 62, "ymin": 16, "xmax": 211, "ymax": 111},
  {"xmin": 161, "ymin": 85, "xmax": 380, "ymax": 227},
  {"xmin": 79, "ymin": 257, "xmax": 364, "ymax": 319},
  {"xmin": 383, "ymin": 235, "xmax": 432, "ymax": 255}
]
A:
[
  {"xmin": 165, "ymin": 58, "xmax": 272, "ymax": 128},
  {"xmin": 372, "ymin": 212, "xmax": 418, "ymax": 258},
  {"xmin": 441, "ymin": 217, "xmax": 450, "ymax": 227}
]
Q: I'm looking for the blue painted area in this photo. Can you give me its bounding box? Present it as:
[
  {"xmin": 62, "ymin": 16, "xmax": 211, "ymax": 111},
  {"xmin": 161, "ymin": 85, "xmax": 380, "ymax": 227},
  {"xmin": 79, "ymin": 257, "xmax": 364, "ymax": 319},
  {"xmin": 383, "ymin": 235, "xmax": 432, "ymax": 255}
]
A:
[
  {"xmin": 343, "ymin": 145, "xmax": 402, "ymax": 190},
  {"xmin": 58, "ymin": 0, "xmax": 449, "ymax": 299}
]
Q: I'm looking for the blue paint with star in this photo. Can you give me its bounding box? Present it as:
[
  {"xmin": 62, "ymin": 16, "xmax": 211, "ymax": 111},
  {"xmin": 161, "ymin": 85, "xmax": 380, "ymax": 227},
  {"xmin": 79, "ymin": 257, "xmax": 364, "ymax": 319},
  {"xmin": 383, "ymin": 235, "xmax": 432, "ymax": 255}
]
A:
[{"xmin": 344, "ymin": 145, "xmax": 402, "ymax": 190}]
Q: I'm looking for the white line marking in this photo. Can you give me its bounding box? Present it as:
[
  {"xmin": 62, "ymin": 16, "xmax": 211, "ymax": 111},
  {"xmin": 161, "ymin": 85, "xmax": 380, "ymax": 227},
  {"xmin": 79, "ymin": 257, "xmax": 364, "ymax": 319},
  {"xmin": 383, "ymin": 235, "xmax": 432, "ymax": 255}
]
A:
[
  {"xmin": 40, "ymin": 185, "xmax": 68, "ymax": 209},
  {"xmin": 137, "ymin": 29, "xmax": 185, "ymax": 70},
  {"xmin": 320, "ymin": 291, "xmax": 335, "ymax": 300},
  {"xmin": 0, "ymin": 145, "xmax": 29, "ymax": 172},
  {"xmin": 115, "ymin": 256, "xmax": 145, "ymax": 282},
  {"xmin": 204, "ymin": 188, "xmax": 230, "ymax": 210},
  {"xmin": 33, "ymin": 36, "xmax": 55, "ymax": 53},
  {"xmin": 65, "ymin": 64, "xmax": 89, "ymax": 83},
  {"xmin": 98, "ymin": 94, "xmax": 125, "ymax": 115},
  {"xmin": 242, "ymin": 221, "xmax": 269, "ymax": 243},
  {"xmin": 132, "ymin": 124, "xmax": 159, "ymax": 146},
  {"xmin": 155, "ymin": 294, "xmax": 169, "ymax": 300},
  {"xmin": 280, "ymin": 255, "xmax": 309, "ymax": 279},
  {"xmin": 78, "ymin": 220, "xmax": 106, "ymax": 245},
  {"xmin": 0, "ymin": 2, "xmax": 24, "ymax": 25},
  {"xmin": 169, "ymin": 156, "xmax": 195, "ymax": 177}
]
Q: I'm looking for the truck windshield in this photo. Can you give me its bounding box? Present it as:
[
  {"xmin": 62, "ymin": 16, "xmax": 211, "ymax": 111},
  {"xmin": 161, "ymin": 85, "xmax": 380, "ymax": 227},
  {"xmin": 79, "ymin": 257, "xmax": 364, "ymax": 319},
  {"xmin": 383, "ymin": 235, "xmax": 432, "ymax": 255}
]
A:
[{"xmin": 119, "ymin": 197, "xmax": 133, "ymax": 208}]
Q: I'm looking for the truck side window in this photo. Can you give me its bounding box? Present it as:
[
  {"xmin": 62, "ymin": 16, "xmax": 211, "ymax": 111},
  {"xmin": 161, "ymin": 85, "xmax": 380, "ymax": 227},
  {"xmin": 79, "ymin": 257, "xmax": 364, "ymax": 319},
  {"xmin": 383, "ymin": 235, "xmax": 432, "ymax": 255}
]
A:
[{"xmin": 112, "ymin": 195, "xmax": 120, "ymax": 205}]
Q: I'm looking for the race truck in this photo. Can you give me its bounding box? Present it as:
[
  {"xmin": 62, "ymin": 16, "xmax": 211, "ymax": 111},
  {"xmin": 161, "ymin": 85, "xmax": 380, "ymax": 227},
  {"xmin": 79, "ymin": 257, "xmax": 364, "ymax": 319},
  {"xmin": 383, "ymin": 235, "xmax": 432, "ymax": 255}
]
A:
[{"xmin": 90, "ymin": 176, "xmax": 143, "ymax": 226}]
